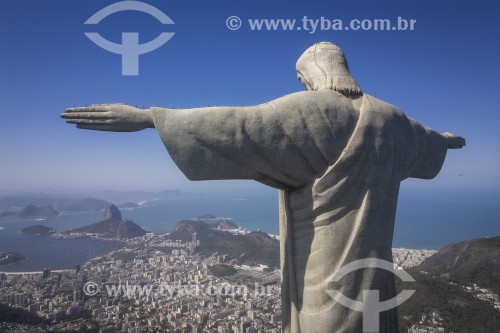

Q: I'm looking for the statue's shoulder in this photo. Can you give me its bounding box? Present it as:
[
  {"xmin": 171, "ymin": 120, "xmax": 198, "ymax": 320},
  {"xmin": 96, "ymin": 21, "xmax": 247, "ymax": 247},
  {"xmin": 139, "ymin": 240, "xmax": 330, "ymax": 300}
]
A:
[
  {"xmin": 361, "ymin": 93, "xmax": 405, "ymax": 116},
  {"xmin": 272, "ymin": 90, "xmax": 356, "ymax": 109},
  {"xmin": 280, "ymin": 90, "xmax": 347, "ymax": 100}
]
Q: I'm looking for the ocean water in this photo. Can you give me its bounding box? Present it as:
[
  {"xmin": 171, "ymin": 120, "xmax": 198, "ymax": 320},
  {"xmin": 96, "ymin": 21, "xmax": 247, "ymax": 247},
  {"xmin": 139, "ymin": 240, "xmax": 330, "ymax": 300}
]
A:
[
  {"xmin": 394, "ymin": 186, "xmax": 500, "ymax": 249},
  {"xmin": 0, "ymin": 210, "xmax": 124, "ymax": 272},
  {"xmin": 1, "ymin": 187, "xmax": 499, "ymax": 272}
]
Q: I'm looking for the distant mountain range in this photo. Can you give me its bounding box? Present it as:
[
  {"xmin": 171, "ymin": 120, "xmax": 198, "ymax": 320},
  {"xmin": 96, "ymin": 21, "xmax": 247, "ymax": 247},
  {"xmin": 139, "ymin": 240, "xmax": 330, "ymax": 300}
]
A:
[
  {"xmin": 0, "ymin": 189, "xmax": 198, "ymax": 212},
  {"xmin": 68, "ymin": 204, "xmax": 146, "ymax": 239},
  {"xmin": 0, "ymin": 194, "xmax": 110, "ymax": 213},
  {"xmin": 16, "ymin": 205, "xmax": 60, "ymax": 220},
  {"xmin": 1, "ymin": 204, "xmax": 62, "ymax": 220},
  {"xmin": 93, "ymin": 189, "xmax": 199, "ymax": 203},
  {"xmin": 57, "ymin": 198, "xmax": 111, "ymax": 212},
  {"xmin": 117, "ymin": 202, "xmax": 140, "ymax": 209}
]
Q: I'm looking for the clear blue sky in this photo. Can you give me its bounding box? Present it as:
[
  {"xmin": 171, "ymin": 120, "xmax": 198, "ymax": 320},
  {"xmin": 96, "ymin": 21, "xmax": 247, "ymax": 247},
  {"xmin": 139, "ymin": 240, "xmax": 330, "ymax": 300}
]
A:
[{"xmin": 0, "ymin": 0, "xmax": 499, "ymax": 196}]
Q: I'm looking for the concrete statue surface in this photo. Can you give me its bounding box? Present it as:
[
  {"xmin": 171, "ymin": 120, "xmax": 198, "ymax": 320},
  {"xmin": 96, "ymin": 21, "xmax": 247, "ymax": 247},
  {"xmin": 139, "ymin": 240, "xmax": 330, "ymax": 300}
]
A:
[{"xmin": 61, "ymin": 42, "xmax": 465, "ymax": 332}]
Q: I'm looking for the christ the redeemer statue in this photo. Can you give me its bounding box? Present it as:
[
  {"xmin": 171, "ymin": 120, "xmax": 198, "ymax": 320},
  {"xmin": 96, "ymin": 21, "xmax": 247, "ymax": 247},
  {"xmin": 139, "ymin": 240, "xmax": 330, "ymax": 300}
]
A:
[{"xmin": 61, "ymin": 42, "xmax": 465, "ymax": 333}]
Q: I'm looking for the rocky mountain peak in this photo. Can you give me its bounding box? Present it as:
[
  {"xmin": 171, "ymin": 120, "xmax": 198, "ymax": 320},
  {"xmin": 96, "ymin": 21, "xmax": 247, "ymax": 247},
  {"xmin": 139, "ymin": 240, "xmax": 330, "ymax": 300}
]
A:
[{"xmin": 102, "ymin": 204, "xmax": 122, "ymax": 221}]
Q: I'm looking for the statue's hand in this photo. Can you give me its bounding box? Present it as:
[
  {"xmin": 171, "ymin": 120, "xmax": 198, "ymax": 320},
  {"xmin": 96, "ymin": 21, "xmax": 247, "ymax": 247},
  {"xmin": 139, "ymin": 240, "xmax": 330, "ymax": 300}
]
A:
[
  {"xmin": 442, "ymin": 132, "xmax": 466, "ymax": 149},
  {"xmin": 61, "ymin": 104, "xmax": 154, "ymax": 132}
]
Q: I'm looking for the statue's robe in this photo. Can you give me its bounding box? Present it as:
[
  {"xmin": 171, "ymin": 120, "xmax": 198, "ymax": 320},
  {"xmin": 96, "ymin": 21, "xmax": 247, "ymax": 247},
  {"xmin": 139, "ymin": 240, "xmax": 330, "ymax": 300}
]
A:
[{"xmin": 151, "ymin": 90, "xmax": 448, "ymax": 333}]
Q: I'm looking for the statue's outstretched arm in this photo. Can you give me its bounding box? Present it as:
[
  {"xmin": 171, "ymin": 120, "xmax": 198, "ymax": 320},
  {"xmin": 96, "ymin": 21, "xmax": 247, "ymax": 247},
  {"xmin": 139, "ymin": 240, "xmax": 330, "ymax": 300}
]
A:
[
  {"xmin": 441, "ymin": 132, "xmax": 466, "ymax": 149},
  {"xmin": 61, "ymin": 104, "xmax": 154, "ymax": 132}
]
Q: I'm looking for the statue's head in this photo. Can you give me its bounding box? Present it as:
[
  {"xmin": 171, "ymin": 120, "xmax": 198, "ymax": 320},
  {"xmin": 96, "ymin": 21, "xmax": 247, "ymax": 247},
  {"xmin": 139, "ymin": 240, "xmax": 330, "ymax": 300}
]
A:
[{"xmin": 296, "ymin": 42, "xmax": 362, "ymax": 97}]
